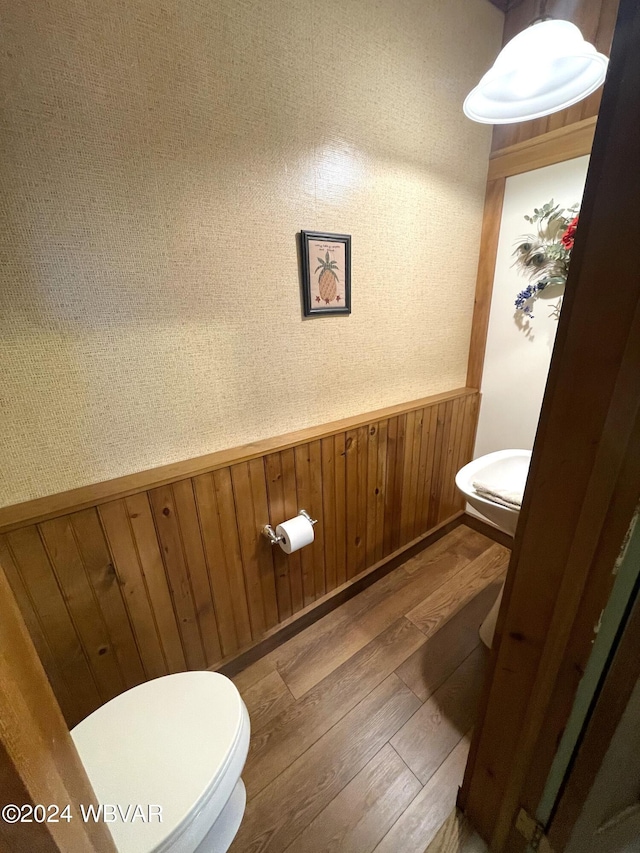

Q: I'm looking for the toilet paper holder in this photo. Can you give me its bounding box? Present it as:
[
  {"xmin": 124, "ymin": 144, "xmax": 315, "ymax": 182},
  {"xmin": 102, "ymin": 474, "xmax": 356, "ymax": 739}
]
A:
[{"xmin": 262, "ymin": 509, "xmax": 317, "ymax": 546}]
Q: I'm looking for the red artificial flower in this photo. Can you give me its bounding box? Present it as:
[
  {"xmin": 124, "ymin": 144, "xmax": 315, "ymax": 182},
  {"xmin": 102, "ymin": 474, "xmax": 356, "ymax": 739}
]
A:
[{"xmin": 561, "ymin": 215, "xmax": 579, "ymax": 251}]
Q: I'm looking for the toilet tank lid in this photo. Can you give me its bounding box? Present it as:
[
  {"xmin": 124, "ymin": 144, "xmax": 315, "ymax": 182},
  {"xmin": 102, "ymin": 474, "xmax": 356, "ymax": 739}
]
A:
[{"xmin": 71, "ymin": 671, "xmax": 246, "ymax": 853}]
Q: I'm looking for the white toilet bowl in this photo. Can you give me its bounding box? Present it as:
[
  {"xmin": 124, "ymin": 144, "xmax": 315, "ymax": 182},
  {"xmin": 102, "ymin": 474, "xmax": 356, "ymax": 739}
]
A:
[
  {"xmin": 455, "ymin": 449, "xmax": 531, "ymax": 646},
  {"xmin": 71, "ymin": 671, "xmax": 250, "ymax": 853}
]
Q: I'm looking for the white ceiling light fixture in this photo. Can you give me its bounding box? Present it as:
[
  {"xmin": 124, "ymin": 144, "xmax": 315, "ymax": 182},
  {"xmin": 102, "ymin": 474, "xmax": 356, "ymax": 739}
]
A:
[{"xmin": 464, "ymin": 2, "xmax": 609, "ymax": 125}]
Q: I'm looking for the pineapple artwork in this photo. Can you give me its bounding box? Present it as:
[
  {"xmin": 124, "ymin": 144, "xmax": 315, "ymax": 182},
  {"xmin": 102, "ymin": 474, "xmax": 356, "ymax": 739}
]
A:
[
  {"xmin": 301, "ymin": 231, "xmax": 351, "ymax": 316},
  {"xmin": 316, "ymin": 251, "xmax": 339, "ymax": 303},
  {"xmin": 309, "ymin": 239, "xmax": 345, "ymax": 305}
]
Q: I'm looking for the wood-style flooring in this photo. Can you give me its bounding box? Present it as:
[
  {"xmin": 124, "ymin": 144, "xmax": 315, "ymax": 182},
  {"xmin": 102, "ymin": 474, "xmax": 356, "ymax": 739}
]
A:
[
  {"xmin": 424, "ymin": 811, "xmax": 488, "ymax": 853},
  {"xmin": 229, "ymin": 524, "xmax": 508, "ymax": 853}
]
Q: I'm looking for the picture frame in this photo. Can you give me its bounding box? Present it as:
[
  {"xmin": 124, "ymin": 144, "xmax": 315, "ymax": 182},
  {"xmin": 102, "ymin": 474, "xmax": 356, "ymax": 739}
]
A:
[{"xmin": 300, "ymin": 230, "xmax": 351, "ymax": 316}]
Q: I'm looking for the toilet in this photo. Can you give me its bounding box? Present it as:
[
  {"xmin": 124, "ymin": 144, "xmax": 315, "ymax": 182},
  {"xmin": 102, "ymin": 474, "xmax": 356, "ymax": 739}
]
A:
[
  {"xmin": 455, "ymin": 449, "xmax": 532, "ymax": 647},
  {"xmin": 71, "ymin": 671, "xmax": 250, "ymax": 853}
]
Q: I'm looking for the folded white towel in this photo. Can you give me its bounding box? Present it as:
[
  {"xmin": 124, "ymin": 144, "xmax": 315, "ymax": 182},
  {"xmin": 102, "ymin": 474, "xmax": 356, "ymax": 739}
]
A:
[{"xmin": 472, "ymin": 480, "xmax": 523, "ymax": 509}]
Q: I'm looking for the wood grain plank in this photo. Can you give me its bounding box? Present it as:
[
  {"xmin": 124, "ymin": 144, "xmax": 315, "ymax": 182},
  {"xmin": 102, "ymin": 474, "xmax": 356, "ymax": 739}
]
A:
[
  {"xmin": 382, "ymin": 416, "xmax": 399, "ymax": 558},
  {"xmin": 334, "ymin": 432, "xmax": 347, "ymax": 587},
  {"xmin": 209, "ymin": 469, "xmax": 252, "ymax": 649},
  {"xmin": 171, "ymin": 479, "xmax": 222, "ymax": 665},
  {"xmin": 366, "ymin": 423, "xmax": 379, "ymax": 568},
  {"xmin": 244, "ymin": 617, "xmax": 426, "ymax": 795},
  {"xmin": 239, "ymin": 669, "xmax": 294, "ymax": 733},
  {"xmin": 428, "ymin": 402, "xmax": 453, "ymax": 528},
  {"xmin": 275, "ymin": 527, "xmax": 492, "ymax": 698},
  {"xmin": 407, "ymin": 409, "xmax": 425, "ymax": 541},
  {"xmin": 401, "ymin": 525, "xmax": 491, "ymax": 576},
  {"xmin": 413, "ymin": 406, "xmax": 432, "ymax": 538},
  {"xmin": 406, "ymin": 543, "xmax": 509, "ymax": 636},
  {"xmin": 231, "ymin": 460, "xmax": 277, "ymax": 636},
  {"xmin": 193, "ymin": 472, "xmax": 241, "ymax": 657},
  {"xmin": 149, "ymin": 485, "xmax": 207, "ymax": 670},
  {"xmin": 321, "ymin": 436, "xmax": 338, "ymax": 596},
  {"xmin": 440, "ymin": 398, "xmax": 464, "ymax": 523},
  {"xmin": 308, "ymin": 440, "xmax": 326, "ymax": 598},
  {"xmin": 345, "ymin": 428, "xmax": 360, "ymax": 579},
  {"xmin": 452, "ymin": 396, "xmax": 475, "ymax": 514},
  {"xmin": 249, "ymin": 458, "xmax": 280, "ymax": 629},
  {"xmin": 69, "ymin": 508, "xmax": 145, "ymax": 690},
  {"xmin": 355, "ymin": 425, "xmax": 369, "ymax": 576},
  {"xmin": 422, "ymin": 809, "xmax": 488, "ymax": 853},
  {"xmin": 439, "ymin": 399, "xmax": 457, "ymax": 523},
  {"xmin": 0, "ymin": 534, "xmax": 76, "ymax": 724},
  {"xmin": 38, "ymin": 516, "xmax": 124, "ymax": 703},
  {"xmin": 120, "ymin": 492, "xmax": 186, "ymax": 673},
  {"xmin": 231, "ymin": 674, "xmax": 420, "ymax": 853},
  {"xmin": 231, "ymin": 654, "xmax": 278, "ymax": 694},
  {"xmin": 4, "ymin": 526, "xmax": 102, "ymax": 722},
  {"xmin": 98, "ymin": 499, "xmax": 170, "ymax": 680},
  {"xmin": 466, "ymin": 178, "xmax": 506, "ymax": 388},
  {"xmin": 289, "ymin": 744, "xmax": 422, "ymax": 853},
  {"xmin": 418, "ymin": 406, "xmax": 439, "ymax": 534},
  {"xmin": 294, "ymin": 443, "xmax": 317, "ymax": 606},
  {"xmin": 373, "ymin": 737, "xmax": 471, "ymax": 853},
  {"xmin": 391, "ymin": 646, "xmax": 487, "ymax": 784},
  {"xmin": 390, "ymin": 414, "xmax": 407, "ymax": 554},
  {"xmin": 399, "ymin": 410, "xmax": 418, "ymax": 547},
  {"xmin": 281, "ymin": 448, "xmax": 304, "ymax": 614},
  {"xmin": 265, "ymin": 452, "xmax": 293, "ymax": 622},
  {"xmin": 397, "ymin": 579, "xmax": 502, "ymax": 702},
  {"xmin": 488, "ymin": 120, "xmax": 596, "ymax": 181},
  {"xmin": 374, "ymin": 420, "xmax": 388, "ymax": 564}
]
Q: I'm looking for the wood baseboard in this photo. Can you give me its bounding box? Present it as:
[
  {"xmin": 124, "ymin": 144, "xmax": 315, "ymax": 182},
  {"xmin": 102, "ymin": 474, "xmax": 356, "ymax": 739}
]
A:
[
  {"xmin": 218, "ymin": 512, "xmax": 465, "ymax": 678},
  {"xmin": 462, "ymin": 512, "xmax": 513, "ymax": 550}
]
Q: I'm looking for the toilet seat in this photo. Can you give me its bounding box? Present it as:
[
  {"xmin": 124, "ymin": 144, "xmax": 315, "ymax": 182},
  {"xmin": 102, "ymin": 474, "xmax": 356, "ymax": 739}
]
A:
[{"xmin": 71, "ymin": 671, "xmax": 250, "ymax": 853}]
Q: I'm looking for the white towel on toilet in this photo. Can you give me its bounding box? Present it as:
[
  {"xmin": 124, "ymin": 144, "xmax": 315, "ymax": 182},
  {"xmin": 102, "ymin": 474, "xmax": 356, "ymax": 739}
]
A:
[{"xmin": 472, "ymin": 480, "xmax": 523, "ymax": 509}]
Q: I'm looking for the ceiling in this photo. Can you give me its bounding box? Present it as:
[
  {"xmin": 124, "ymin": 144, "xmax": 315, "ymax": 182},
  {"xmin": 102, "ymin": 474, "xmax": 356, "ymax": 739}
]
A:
[{"xmin": 487, "ymin": 0, "xmax": 525, "ymax": 11}]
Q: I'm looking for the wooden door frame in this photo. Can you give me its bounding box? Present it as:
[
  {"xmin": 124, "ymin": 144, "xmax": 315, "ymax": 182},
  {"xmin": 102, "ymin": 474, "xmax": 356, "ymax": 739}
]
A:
[
  {"xmin": 0, "ymin": 558, "xmax": 117, "ymax": 852},
  {"xmin": 460, "ymin": 0, "xmax": 640, "ymax": 849}
]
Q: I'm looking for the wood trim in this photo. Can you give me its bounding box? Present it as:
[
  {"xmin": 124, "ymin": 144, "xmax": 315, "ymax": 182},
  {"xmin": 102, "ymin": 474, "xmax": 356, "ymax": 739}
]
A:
[
  {"xmin": 487, "ymin": 117, "xmax": 596, "ymax": 182},
  {"xmin": 0, "ymin": 387, "xmax": 475, "ymax": 534},
  {"xmin": 548, "ymin": 576, "xmax": 640, "ymax": 850},
  {"xmin": 0, "ymin": 557, "xmax": 117, "ymax": 853},
  {"xmin": 462, "ymin": 512, "xmax": 513, "ymax": 550},
  {"xmin": 459, "ymin": 2, "xmax": 640, "ymax": 849},
  {"xmin": 219, "ymin": 512, "xmax": 464, "ymax": 678},
  {"xmin": 466, "ymin": 180, "xmax": 506, "ymax": 389},
  {"xmin": 1, "ymin": 389, "xmax": 479, "ymax": 727}
]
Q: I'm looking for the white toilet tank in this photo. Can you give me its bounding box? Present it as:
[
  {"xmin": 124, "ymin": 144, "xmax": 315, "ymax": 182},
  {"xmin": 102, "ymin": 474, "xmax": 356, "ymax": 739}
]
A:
[{"xmin": 71, "ymin": 671, "xmax": 250, "ymax": 853}]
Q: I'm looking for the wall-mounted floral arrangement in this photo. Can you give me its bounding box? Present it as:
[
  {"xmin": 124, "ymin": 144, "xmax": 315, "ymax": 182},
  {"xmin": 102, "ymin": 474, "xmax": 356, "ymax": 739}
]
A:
[{"xmin": 513, "ymin": 200, "xmax": 579, "ymax": 319}]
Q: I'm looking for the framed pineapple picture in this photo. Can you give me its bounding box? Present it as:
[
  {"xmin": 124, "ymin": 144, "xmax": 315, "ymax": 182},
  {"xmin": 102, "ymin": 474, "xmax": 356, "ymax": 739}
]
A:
[{"xmin": 300, "ymin": 231, "xmax": 351, "ymax": 316}]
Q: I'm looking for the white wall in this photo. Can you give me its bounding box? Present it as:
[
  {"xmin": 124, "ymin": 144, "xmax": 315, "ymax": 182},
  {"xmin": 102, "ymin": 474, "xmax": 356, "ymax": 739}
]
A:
[{"xmin": 474, "ymin": 156, "xmax": 590, "ymax": 461}]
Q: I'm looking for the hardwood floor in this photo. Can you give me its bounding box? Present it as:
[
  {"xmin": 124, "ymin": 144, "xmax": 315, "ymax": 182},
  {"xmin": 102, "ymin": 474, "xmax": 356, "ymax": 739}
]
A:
[
  {"xmin": 424, "ymin": 810, "xmax": 488, "ymax": 853},
  {"xmin": 229, "ymin": 525, "xmax": 507, "ymax": 853}
]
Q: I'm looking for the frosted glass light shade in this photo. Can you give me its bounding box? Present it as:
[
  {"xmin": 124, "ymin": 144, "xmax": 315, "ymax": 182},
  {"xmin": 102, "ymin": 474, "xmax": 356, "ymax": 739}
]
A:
[{"xmin": 464, "ymin": 20, "xmax": 608, "ymax": 124}]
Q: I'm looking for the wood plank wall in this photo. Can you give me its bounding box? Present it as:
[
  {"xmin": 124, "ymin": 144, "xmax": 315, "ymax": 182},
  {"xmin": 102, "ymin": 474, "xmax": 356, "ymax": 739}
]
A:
[
  {"xmin": 492, "ymin": 0, "xmax": 619, "ymax": 151},
  {"xmin": 0, "ymin": 388, "xmax": 478, "ymax": 727}
]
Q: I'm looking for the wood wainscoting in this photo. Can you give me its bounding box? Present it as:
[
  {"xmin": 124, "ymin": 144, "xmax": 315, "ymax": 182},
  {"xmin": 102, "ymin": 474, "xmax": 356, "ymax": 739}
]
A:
[{"xmin": 0, "ymin": 387, "xmax": 479, "ymax": 727}]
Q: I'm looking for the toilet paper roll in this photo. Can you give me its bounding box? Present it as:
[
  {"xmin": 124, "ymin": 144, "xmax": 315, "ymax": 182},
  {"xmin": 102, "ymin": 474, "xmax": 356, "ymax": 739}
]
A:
[{"xmin": 275, "ymin": 515, "xmax": 315, "ymax": 554}]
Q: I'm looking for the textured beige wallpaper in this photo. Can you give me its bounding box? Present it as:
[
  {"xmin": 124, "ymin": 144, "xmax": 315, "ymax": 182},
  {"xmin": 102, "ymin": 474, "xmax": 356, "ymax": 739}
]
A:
[{"xmin": 0, "ymin": 0, "xmax": 502, "ymax": 507}]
